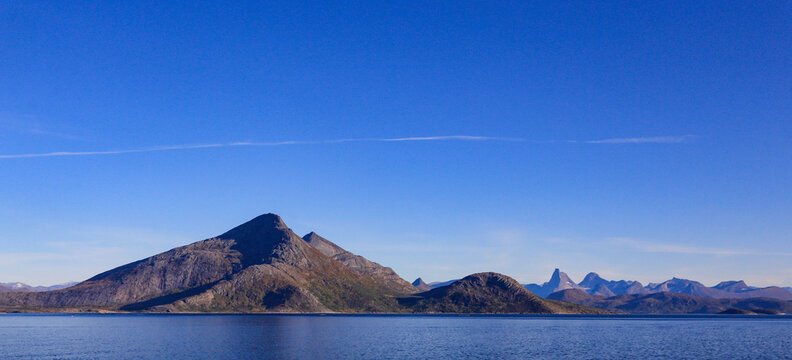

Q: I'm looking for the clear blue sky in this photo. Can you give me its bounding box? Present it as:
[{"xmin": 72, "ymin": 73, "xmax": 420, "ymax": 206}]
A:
[{"xmin": 1, "ymin": 1, "xmax": 790, "ymax": 287}]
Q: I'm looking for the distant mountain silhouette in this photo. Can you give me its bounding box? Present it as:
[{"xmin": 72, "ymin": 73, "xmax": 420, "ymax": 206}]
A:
[
  {"xmin": 427, "ymin": 279, "xmax": 458, "ymax": 288},
  {"xmin": 399, "ymin": 273, "xmax": 608, "ymax": 314},
  {"xmin": 578, "ymin": 273, "xmax": 647, "ymax": 296},
  {"xmin": 0, "ymin": 282, "xmax": 78, "ymax": 293},
  {"xmin": 548, "ymin": 289, "xmax": 792, "ymax": 314},
  {"xmin": 713, "ymin": 280, "xmax": 752, "ymax": 292},
  {"xmin": 646, "ymin": 278, "xmax": 792, "ymax": 300},
  {"xmin": 523, "ymin": 269, "xmax": 583, "ymax": 297},
  {"xmin": 527, "ymin": 270, "xmax": 792, "ymax": 301},
  {"xmin": 412, "ymin": 278, "xmax": 433, "ymax": 291}
]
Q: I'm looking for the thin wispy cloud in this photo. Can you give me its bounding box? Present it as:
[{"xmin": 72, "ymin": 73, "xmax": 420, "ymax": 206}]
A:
[
  {"xmin": 607, "ymin": 237, "xmax": 792, "ymax": 256},
  {"xmin": 0, "ymin": 134, "xmax": 695, "ymax": 159},
  {"xmin": 0, "ymin": 136, "xmax": 521, "ymax": 159},
  {"xmin": 586, "ymin": 135, "xmax": 696, "ymax": 144},
  {"xmin": 0, "ymin": 113, "xmax": 83, "ymax": 140}
]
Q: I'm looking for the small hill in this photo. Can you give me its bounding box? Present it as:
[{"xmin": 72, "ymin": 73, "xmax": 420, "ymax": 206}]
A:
[{"xmin": 399, "ymin": 272, "xmax": 609, "ymax": 314}]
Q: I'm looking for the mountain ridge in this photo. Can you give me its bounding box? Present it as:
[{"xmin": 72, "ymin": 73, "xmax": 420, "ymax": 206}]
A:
[
  {"xmin": 548, "ymin": 288, "xmax": 792, "ymax": 314},
  {"xmin": 0, "ymin": 214, "xmax": 599, "ymax": 315},
  {"xmin": 522, "ymin": 270, "xmax": 792, "ymax": 301}
]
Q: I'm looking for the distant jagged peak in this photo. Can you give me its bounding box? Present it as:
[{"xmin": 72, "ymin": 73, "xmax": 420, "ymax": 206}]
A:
[
  {"xmin": 546, "ymin": 268, "xmax": 578, "ymax": 289},
  {"xmin": 412, "ymin": 278, "xmax": 433, "ymax": 291}
]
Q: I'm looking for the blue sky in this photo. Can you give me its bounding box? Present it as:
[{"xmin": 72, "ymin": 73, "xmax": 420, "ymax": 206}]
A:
[{"xmin": 1, "ymin": 1, "xmax": 790, "ymax": 287}]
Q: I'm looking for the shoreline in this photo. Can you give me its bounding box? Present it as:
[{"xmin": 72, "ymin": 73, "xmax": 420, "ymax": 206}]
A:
[{"xmin": 1, "ymin": 311, "xmax": 789, "ymax": 318}]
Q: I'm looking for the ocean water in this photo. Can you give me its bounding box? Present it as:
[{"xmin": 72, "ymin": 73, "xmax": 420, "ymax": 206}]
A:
[{"xmin": 1, "ymin": 314, "xmax": 790, "ymax": 359}]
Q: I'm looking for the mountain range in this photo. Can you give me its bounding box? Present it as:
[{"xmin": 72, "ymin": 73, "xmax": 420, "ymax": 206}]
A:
[
  {"xmin": 548, "ymin": 289, "xmax": 792, "ymax": 314},
  {"xmin": 0, "ymin": 214, "xmax": 601, "ymax": 314},
  {"xmin": 2, "ymin": 213, "xmax": 789, "ymax": 315},
  {"xmin": 520, "ymin": 269, "xmax": 792, "ymax": 301},
  {"xmin": 0, "ymin": 282, "xmax": 78, "ymax": 293}
]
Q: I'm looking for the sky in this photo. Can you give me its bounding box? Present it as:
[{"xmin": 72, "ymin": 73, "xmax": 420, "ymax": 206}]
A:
[{"xmin": 1, "ymin": 1, "xmax": 791, "ymax": 287}]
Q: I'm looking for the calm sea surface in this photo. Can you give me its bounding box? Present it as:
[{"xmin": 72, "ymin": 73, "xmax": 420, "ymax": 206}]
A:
[{"xmin": 1, "ymin": 314, "xmax": 791, "ymax": 359}]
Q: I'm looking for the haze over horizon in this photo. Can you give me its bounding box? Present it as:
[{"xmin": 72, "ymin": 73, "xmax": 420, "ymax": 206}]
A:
[{"xmin": 1, "ymin": 1, "xmax": 790, "ymax": 287}]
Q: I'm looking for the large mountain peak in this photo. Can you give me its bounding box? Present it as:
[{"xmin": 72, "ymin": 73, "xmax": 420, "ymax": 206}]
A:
[
  {"xmin": 218, "ymin": 213, "xmax": 289, "ymax": 240},
  {"xmin": 215, "ymin": 213, "xmax": 309, "ymax": 267}
]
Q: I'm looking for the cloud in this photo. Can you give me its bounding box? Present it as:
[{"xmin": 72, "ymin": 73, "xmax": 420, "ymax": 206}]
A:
[
  {"xmin": 0, "ymin": 134, "xmax": 697, "ymax": 159},
  {"xmin": 607, "ymin": 237, "xmax": 792, "ymax": 256},
  {"xmin": 586, "ymin": 135, "xmax": 696, "ymax": 144},
  {"xmin": 0, "ymin": 113, "xmax": 82, "ymax": 140},
  {"xmin": 0, "ymin": 136, "xmax": 525, "ymax": 159}
]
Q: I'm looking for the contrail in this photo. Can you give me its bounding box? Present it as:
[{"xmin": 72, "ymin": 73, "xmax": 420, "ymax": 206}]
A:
[
  {"xmin": 0, "ymin": 136, "xmax": 525, "ymax": 159},
  {"xmin": 0, "ymin": 134, "xmax": 695, "ymax": 159},
  {"xmin": 585, "ymin": 135, "xmax": 696, "ymax": 144}
]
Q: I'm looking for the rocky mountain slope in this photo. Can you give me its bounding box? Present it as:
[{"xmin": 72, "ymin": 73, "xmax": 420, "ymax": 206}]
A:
[
  {"xmin": 0, "ymin": 214, "xmax": 412, "ymax": 312},
  {"xmin": 0, "ymin": 214, "xmax": 600, "ymax": 314},
  {"xmin": 399, "ymin": 273, "xmax": 608, "ymax": 314},
  {"xmin": 302, "ymin": 232, "xmax": 417, "ymax": 294}
]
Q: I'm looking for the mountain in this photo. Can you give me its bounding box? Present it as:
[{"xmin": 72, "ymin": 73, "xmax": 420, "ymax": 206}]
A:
[
  {"xmin": 528, "ymin": 270, "xmax": 792, "ymax": 301},
  {"xmin": 578, "ymin": 273, "xmax": 647, "ymax": 296},
  {"xmin": 412, "ymin": 278, "xmax": 433, "ymax": 292},
  {"xmin": 713, "ymin": 280, "xmax": 752, "ymax": 292},
  {"xmin": 302, "ymin": 232, "xmax": 417, "ymax": 294},
  {"xmin": 0, "ymin": 282, "xmax": 78, "ymax": 293},
  {"xmin": 0, "ymin": 214, "xmax": 410, "ymax": 312},
  {"xmin": 428, "ymin": 280, "xmax": 458, "ymax": 288},
  {"xmin": 646, "ymin": 278, "xmax": 792, "ymax": 300},
  {"xmin": 398, "ymin": 273, "xmax": 608, "ymax": 314},
  {"xmin": 523, "ymin": 269, "xmax": 583, "ymax": 297},
  {"xmin": 645, "ymin": 278, "xmax": 724, "ymax": 298},
  {"xmin": 0, "ymin": 214, "xmax": 598, "ymax": 314},
  {"xmin": 548, "ymin": 289, "xmax": 792, "ymax": 314}
]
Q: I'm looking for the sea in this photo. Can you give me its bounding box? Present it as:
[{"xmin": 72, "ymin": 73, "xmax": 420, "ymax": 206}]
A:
[{"xmin": 1, "ymin": 314, "xmax": 790, "ymax": 359}]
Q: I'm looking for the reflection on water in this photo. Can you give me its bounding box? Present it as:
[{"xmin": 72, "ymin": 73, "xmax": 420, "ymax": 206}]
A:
[{"xmin": 1, "ymin": 314, "xmax": 791, "ymax": 359}]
